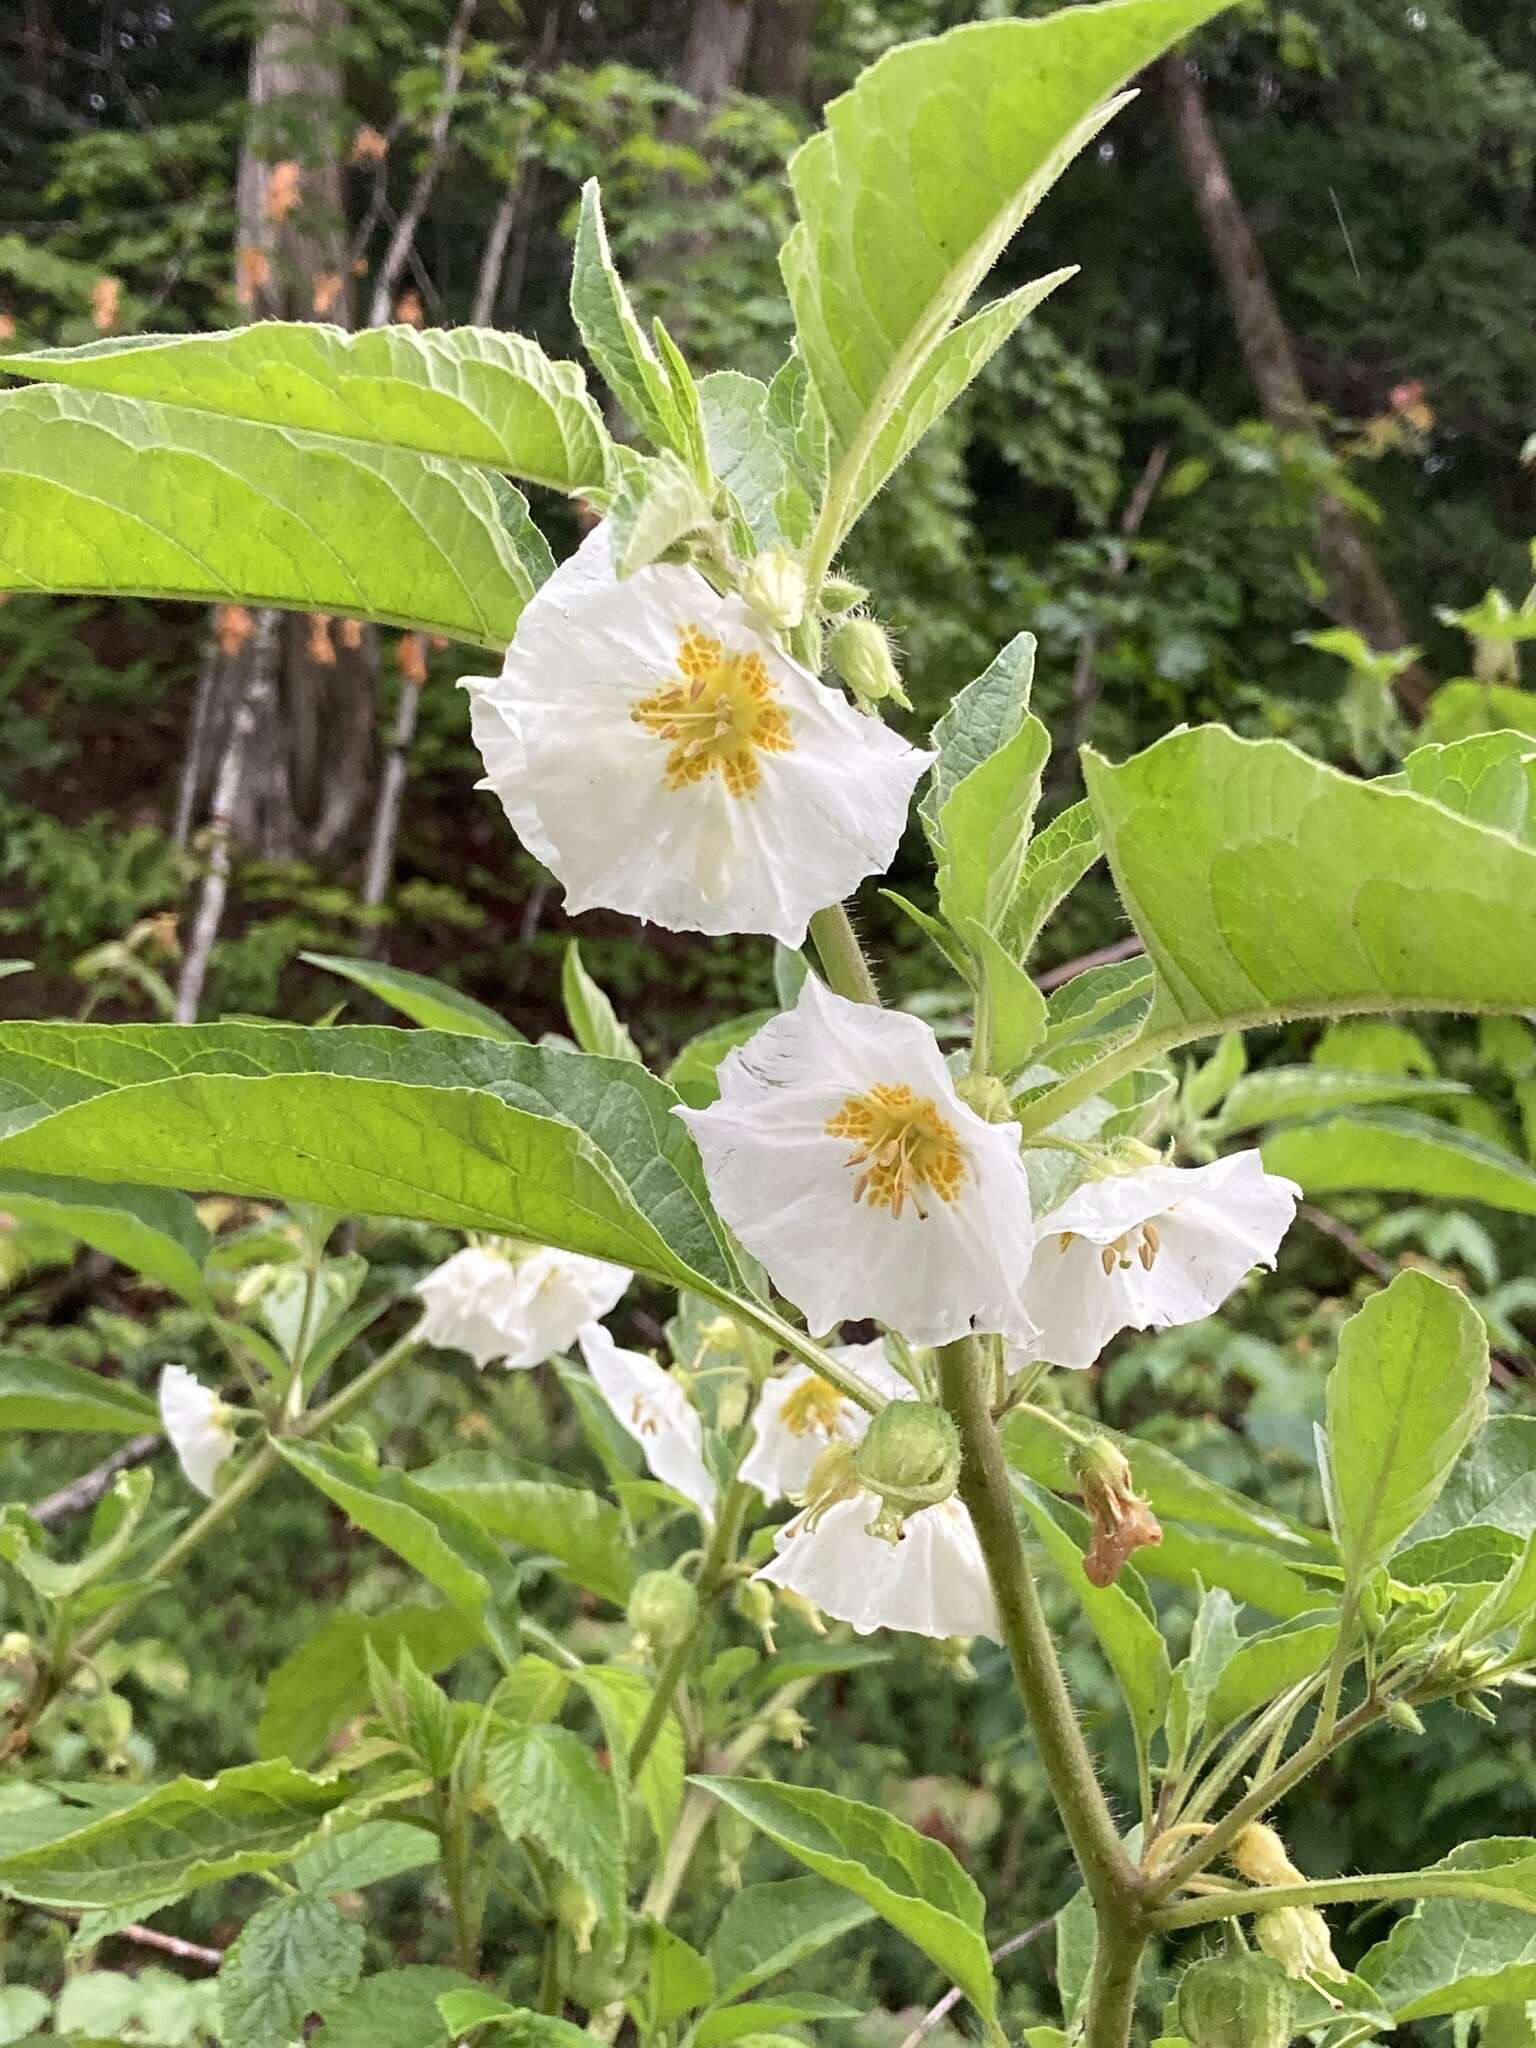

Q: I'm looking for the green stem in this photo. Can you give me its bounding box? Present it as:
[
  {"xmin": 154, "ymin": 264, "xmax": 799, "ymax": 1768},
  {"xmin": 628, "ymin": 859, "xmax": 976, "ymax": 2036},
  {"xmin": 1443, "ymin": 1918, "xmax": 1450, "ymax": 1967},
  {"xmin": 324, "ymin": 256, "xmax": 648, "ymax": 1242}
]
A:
[
  {"xmin": 1081, "ymin": 1912, "xmax": 1148, "ymax": 2048},
  {"xmin": 936, "ymin": 1339, "xmax": 1140, "ymax": 1918},
  {"xmin": 1153, "ymin": 1866, "xmax": 1536, "ymax": 1933},
  {"xmin": 628, "ymin": 1477, "xmax": 754, "ymax": 1779},
  {"xmin": 809, "ymin": 903, "xmax": 881, "ymax": 1006}
]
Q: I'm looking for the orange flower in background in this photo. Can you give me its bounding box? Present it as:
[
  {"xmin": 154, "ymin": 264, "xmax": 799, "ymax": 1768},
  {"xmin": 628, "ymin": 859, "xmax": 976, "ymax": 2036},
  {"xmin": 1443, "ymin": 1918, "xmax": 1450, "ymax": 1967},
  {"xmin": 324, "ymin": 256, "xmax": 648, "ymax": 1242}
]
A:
[
  {"xmin": 90, "ymin": 276, "xmax": 121, "ymax": 332},
  {"xmin": 397, "ymin": 633, "xmax": 429, "ymax": 686},
  {"xmin": 306, "ymin": 614, "xmax": 337, "ymax": 667},
  {"xmin": 235, "ymin": 245, "xmax": 271, "ymax": 307},
  {"xmin": 215, "ymin": 605, "xmax": 255, "ymax": 658},
  {"xmin": 338, "ymin": 617, "xmax": 364, "ymax": 651},
  {"xmin": 0, "ymin": 313, "xmax": 15, "ymax": 340},
  {"xmin": 350, "ymin": 124, "xmax": 388, "ymax": 163},
  {"xmin": 311, "ymin": 271, "xmax": 345, "ymax": 317},
  {"xmin": 394, "ymin": 289, "xmax": 424, "ymax": 327},
  {"xmin": 264, "ymin": 160, "xmax": 302, "ymax": 223}
]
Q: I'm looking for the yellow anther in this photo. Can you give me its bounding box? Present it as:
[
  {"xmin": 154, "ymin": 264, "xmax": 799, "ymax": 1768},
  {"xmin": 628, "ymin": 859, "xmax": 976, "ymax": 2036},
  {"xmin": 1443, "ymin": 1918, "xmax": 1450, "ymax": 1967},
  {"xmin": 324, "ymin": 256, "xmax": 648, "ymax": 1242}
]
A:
[
  {"xmin": 826, "ymin": 1083, "xmax": 967, "ymax": 1220},
  {"xmin": 633, "ymin": 623, "xmax": 794, "ymax": 796}
]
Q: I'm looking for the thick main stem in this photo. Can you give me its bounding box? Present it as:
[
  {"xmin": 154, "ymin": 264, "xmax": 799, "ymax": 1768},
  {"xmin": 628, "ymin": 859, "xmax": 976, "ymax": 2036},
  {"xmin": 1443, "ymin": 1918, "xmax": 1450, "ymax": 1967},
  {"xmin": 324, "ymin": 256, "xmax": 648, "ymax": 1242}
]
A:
[{"xmin": 937, "ymin": 1338, "xmax": 1147, "ymax": 2044}]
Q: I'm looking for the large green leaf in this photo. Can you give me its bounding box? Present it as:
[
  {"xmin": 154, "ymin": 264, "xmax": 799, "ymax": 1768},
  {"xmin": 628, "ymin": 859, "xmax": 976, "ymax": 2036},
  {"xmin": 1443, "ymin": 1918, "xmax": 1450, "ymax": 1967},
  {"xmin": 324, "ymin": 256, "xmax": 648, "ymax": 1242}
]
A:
[
  {"xmin": 1360, "ymin": 1841, "xmax": 1536, "ymax": 2020},
  {"xmin": 1395, "ymin": 731, "xmax": 1536, "ymax": 844},
  {"xmin": 571, "ymin": 181, "xmax": 700, "ymax": 469},
  {"xmin": 486, "ymin": 1725, "xmax": 625, "ymax": 1938},
  {"xmin": 695, "ymin": 1778, "xmax": 997, "ymax": 2030},
  {"xmin": 312, "ymin": 1965, "xmax": 480, "ymax": 2048},
  {"xmin": 300, "ymin": 953, "xmax": 522, "ymax": 1042},
  {"xmin": 699, "ymin": 370, "xmax": 813, "ymax": 548},
  {"xmin": 784, "ymin": 0, "xmax": 1226, "ymax": 565},
  {"xmin": 277, "ymin": 1442, "xmax": 520, "ymax": 1668},
  {"xmin": 1406, "ymin": 1419, "xmax": 1536, "ymax": 1548},
  {"xmin": 1205, "ymin": 1614, "xmax": 1340, "ymax": 1735},
  {"xmin": 1322, "ymin": 1271, "xmax": 1488, "ymax": 1585},
  {"xmin": 0, "ymin": 1022, "xmax": 737, "ymax": 1294},
  {"xmin": 1082, "ymin": 727, "xmax": 1536, "ymax": 1047},
  {"xmin": 1261, "ymin": 1110, "xmax": 1536, "ymax": 1216},
  {"xmin": 217, "ymin": 1893, "xmax": 365, "ymax": 2048},
  {"xmin": 410, "ymin": 1453, "xmax": 634, "ymax": 1607},
  {"xmin": 258, "ymin": 1604, "xmax": 475, "ymax": 1768},
  {"xmin": 0, "ymin": 1354, "xmax": 158, "ymax": 1436},
  {"xmin": 0, "ymin": 385, "xmax": 547, "ymax": 650},
  {"xmin": 0, "ymin": 1761, "xmax": 350, "ymax": 1908},
  {"xmin": 706, "ymin": 1877, "xmax": 876, "ymax": 1999},
  {"xmin": 0, "ymin": 325, "xmax": 612, "ymax": 494},
  {"xmin": 1211, "ymin": 1066, "xmax": 1470, "ymax": 1134},
  {"xmin": 0, "ymin": 1172, "xmax": 209, "ymax": 1303}
]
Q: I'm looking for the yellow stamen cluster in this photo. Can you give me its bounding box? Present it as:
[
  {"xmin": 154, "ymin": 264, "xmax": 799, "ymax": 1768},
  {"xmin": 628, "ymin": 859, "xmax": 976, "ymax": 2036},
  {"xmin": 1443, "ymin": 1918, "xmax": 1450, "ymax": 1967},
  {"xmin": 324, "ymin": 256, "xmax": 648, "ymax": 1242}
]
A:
[
  {"xmin": 779, "ymin": 1374, "xmax": 850, "ymax": 1440},
  {"xmin": 1059, "ymin": 1220, "xmax": 1161, "ymax": 1275},
  {"xmin": 826, "ymin": 1083, "xmax": 967, "ymax": 1220},
  {"xmin": 632, "ymin": 623, "xmax": 793, "ymax": 796}
]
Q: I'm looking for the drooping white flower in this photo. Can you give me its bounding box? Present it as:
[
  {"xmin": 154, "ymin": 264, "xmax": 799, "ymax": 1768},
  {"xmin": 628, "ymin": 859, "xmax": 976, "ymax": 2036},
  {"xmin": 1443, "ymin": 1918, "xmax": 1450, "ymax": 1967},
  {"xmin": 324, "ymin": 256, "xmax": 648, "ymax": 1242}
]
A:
[
  {"xmin": 740, "ymin": 1341, "xmax": 911, "ymax": 1504},
  {"xmin": 756, "ymin": 1493, "xmax": 998, "ymax": 1641},
  {"xmin": 416, "ymin": 1243, "xmax": 630, "ymax": 1370},
  {"xmin": 460, "ymin": 524, "xmax": 932, "ymax": 945},
  {"xmin": 158, "ymin": 1366, "xmax": 237, "ymax": 1499},
  {"xmin": 1012, "ymin": 1151, "xmax": 1301, "ymax": 1371},
  {"xmin": 677, "ymin": 976, "xmax": 1037, "ymax": 1347},
  {"xmin": 578, "ymin": 1322, "xmax": 716, "ymax": 1524}
]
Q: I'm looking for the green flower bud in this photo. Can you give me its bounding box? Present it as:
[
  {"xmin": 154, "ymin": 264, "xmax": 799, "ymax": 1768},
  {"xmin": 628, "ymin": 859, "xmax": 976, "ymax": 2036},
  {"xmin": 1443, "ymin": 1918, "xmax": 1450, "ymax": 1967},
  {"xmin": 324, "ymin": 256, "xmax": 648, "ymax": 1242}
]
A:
[
  {"xmin": 767, "ymin": 1706, "xmax": 811, "ymax": 1749},
  {"xmin": 955, "ymin": 1074, "xmax": 1012, "ymax": 1124},
  {"xmin": 716, "ymin": 1379, "xmax": 750, "ymax": 1433},
  {"xmin": 554, "ymin": 1874, "xmax": 600, "ymax": 1954},
  {"xmin": 1253, "ymin": 1907, "xmax": 1349, "ymax": 1986},
  {"xmin": 733, "ymin": 1578, "xmax": 778, "ymax": 1651},
  {"xmin": 853, "ymin": 1400, "xmax": 961, "ymax": 1542},
  {"xmin": 818, "ymin": 576, "xmax": 869, "ymax": 616},
  {"xmin": 828, "ymin": 615, "xmax": 911, "ymax": 711},
  {"xmin": 1177, "ymin": 1954, "xmax": 1296, "ymax": 2048},
  {"xmin": 1385, "ymin": 1697, "xmax": 1425, "ymax": 1735},
  {"xmin": 743, "ymin": 547, "xmax": 807, "ymax": 633},
  {"xmin": 627, "ymin": 1570, "xmax": 699, "ymax": 1652}
]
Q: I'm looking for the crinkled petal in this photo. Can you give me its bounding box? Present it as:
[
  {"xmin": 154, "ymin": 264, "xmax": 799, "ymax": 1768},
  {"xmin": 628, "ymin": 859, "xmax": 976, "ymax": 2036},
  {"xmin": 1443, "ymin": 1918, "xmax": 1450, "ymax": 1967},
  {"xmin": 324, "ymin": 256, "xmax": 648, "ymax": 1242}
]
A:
[
  {"xmin": 416, "ymin": 1246, "xmax": 630, "ymax": 1370},
  {"xmin": 579, "ymin": 1323, "xmax": 716, "ymax": 1523},
  {"xmin": 158, "ymin": 1365, "xmax": 235, "ymax": 1499},
  {"xmin": 756, "ymin": 1493, "xmax": 998, "ymax": 1640}
]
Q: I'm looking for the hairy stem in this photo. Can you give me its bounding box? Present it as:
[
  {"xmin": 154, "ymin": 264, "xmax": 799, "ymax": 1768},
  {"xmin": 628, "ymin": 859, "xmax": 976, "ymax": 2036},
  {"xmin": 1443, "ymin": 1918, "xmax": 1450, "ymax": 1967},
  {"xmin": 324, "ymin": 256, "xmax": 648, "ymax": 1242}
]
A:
[
  {"xmin": 628, "ymin": 1476, "xmax": 754, "ymax": 1778},
  {"xmin": 1082, "ymin": 1911, "xmax": 1149, "ymax": 2048},
  {"xmin": 809, "ymin": 903, "xmax": 881, "ymax": 1006},
  {"xmin": 1153, "ymin": 1865, "xmax": 1536, "ymax": 1933}
]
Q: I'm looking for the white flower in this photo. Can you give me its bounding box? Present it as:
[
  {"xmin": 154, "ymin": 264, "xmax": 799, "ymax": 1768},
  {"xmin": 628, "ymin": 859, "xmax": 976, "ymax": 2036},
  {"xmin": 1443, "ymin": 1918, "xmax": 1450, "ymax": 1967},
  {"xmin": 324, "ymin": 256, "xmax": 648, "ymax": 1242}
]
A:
[
  {"xmin": 157, "ymin": 1366, "xmax": 236, "ymax": 1499},
  {"xmin": 578, "ymin": 1322, "xmax": 716, "ymax": 1524},
  {"xmin": 460, "ymin": 524, "xmax": 932, "ymax": 946},
  {"xmin": 416, "ymin": 1243, "xmax": 629, "ymax": 1370},
  {"xmin": 740, "ymin": 1341, "xmax": 911, "ymax": 1504},
  {"xmin": 677, "ymin": 977, "xmax": 1037, "ymax": 1347},
  {"xmin": 756, "ymin": 1494, "xmax": 998, "ymax": 1641},
  {"xmin": 1013, "ymin": 1151, "xmax": 1301, "ymax": 1371}
]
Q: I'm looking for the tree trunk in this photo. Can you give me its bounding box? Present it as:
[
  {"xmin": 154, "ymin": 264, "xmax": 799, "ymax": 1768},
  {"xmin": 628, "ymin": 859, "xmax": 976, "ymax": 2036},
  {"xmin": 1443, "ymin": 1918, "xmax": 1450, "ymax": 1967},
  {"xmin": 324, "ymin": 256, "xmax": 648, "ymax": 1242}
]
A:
[
  {"xmin": 749, "ymin": 0, "xmax": 816, "ymax": 104},
  {"xmin": 665, "ymin": 0, "xmax": 756, "ymax": 140},
  {"xmin": 1159, "ymin": 54, "xmax": 1429, "ymax": 707}
]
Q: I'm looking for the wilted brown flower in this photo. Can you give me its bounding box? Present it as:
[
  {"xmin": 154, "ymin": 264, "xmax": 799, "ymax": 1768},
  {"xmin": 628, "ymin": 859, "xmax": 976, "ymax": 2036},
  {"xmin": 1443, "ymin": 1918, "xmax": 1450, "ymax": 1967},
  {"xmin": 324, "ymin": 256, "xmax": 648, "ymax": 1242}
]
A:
[{"xmin": 1073, "ymin": 1436, "xmax": 1162, "ymax": 1588}]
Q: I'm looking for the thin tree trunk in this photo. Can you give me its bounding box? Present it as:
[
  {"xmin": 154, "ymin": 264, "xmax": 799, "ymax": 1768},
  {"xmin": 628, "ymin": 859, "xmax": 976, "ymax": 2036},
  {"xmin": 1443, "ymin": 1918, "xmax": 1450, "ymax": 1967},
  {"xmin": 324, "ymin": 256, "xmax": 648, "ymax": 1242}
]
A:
[
  {"xmin": 359, "ymin": 671, "xmax": 423, "ymax": 937},
  {"xmin": 665, "ymin": 0, "xmax": 756, "ymax": 140},
  {"xmin": 367, "ymin": 0, "xmax": 477, "ymax": 325},
  {"xmin": 749, "ymin": 0, "xmax": 816, "ymax": 103},
  {"xmin": 1160, "ymin": 54, "xmax": 1429, "ymax": 709}
]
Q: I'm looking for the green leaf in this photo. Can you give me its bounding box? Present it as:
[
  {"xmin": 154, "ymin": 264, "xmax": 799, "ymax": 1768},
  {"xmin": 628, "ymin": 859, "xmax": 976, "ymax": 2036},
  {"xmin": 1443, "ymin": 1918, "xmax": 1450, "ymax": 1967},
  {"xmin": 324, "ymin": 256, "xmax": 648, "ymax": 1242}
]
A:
[
  {"xmin": 1322, "ymin": 1270, "xmax": 1489, "ymax": 1585},
  {"xmin": 1142, "ymin": 1523, "xmax": 1320, "ymax": 1622},
  {"xmin": 562, "ymin": 942, "xmax": 641, "ymax": 1063},
  {"xmin": 313, "ymin": 1965, "xmax": 479, "ymax": 2048},
  {"xmin": 645, "ymin": 1925, "xmax": 716, "ymax": 2029},
  {"xmin": 572, "ymin": 1663, "xmax": 685, "ymax": 1843},
  {"xmin": 300, "ymin": 954, "xmax": 521, "ymax": 1041},
  {"xmin": 0, "ymin": 1353, "xmax": 157, "ymax": 1436},
  {"xmin": 1165, "ymin": 1587, "xmax": 1241, "ymax": 1768},
  {"xmin": 0, "ymin": 1469, "xmax": 153, "ymax": 1604},
  {"xmin": 1211, "ymin": 1065, "xmax": 1469, "ymax": 1133},
  {"xmin": 1012, "ymin": 1476, "xmax": 1170, "ymax": 1746},
  {"xmin": 1083, "ymin": 728, "xmax": 1536, "ymax": 1047},
  {"xmin": 276, "ymin": 1442, "xmax": 520, "ymax": 1669},
  {"xmin": 410, "ymin": 1453, "xmax": 634, "ymax": 1606},
  {"xmin": 435, "ymin": 1991, "xmax": 593, "ymax": 2044},
  {"xmin": 0, "ymin": 325, "xmax": 612, "ymax": 494},
  {"xmin": 486, "ymin": 1724, "xmax": 625, "ymax": 1939},
  {"xmin": 920, "ymin": 633, "xmax": 1036, "ymax": 842},
  {"xmin": 939, "ymin": 717, "xmax": 1050, "ymax": 938},
  {"xmin": 969, "ymin": 924, "xmax": 1048, "ymax": 1077},
  {"xmin": 694, "ymin": 1778, "xmax": 997, "ymax": 2030},
  {"xmin": 1396, "ymin": 732, "xmax": 1536, "ymax": 845},
  {"xmin": 1205, "ymin": 1614, "xmax": 1340, "ymax": 1735},
  {"xmin": 0, "ymin": 1986, "xmax": 50, "ymax": 2041},
  {"xmin": 0, "ymin": 385, "xmax": 548, "ymax": 651},
  {"xmin": 1406, "ymin": 1419, "xmax": 1536, "ymax": 1548},
  {"xmin": 1040, "ymin": 959, "xmax": 1155, "ymax": 1063},
  {"xmin": 0, "ymin": 1022, "xmax": 739, "ymax": 1295},
  {"xmin": 0, "ymin": 1760, "xmax": 351, "ymax": 1908},
  {"xmin": 665, "ymin": 1011, "xmax": 776, "ymax": 1112},
  {"xmin": 706, "ymin": 1877, "xmax": 875, "ymax": 2000},
  {"xmin": 784, "ymin": 0, "xmax": 1226, "ymax": 562},
  {"xmin": 1181, "ymin": 1031, "xmax": 1246, "ymax": 1123},
  {"xmin": 608, "ymin": 450, "xmax": 716, "ymax": 577},
  {"xmin": 1261, "ymin": 1110, "xmax": 1536, "ymax": 1217},
  {"xmin": 571, "ymin": 181, "xmax": 686, "ymax": 459},
  {"xmin": 258, "ymin": 1604, "xmax": 475, "ymax": 1768},
  {"xmin": 290, "ymin": 1820, "xmax": 438, "ymax": 1895},
  {"xmin": 1359, "ymin": 1841, "xmax": 1536, "ymax": 2019},
  {"xmin": 1422, "ymin": 681, "xmax": 1536, "ymax": 749},
  {"xmin": 0, "ymin": 1173, "xmax": 210, "ymax": 1303},
  {"xmin": 699, "ymin": 372, "xmax": 812, "ymax": 549},
  {"xmin": 1458, "ymin": 1532, "xmax": 1536, "ymax": 1647},
  {"xmin": 1003, "ymin": 801, "xmax": 1102, "ymax": 962},
  {"xmin": 217, "ymin": 1893, "xmax": 364, "ymax": 2048}
]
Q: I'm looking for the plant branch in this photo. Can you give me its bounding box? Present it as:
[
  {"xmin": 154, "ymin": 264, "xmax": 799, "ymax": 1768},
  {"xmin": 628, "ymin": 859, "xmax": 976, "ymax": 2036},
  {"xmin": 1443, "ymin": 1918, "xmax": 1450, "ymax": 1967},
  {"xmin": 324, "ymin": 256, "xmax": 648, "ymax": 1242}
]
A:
[
  {"xmin": 628, "ymin": 1475, "xmax": 754, "ymax": 1778},
  {"xmin": 810, "ymin": 902, "xmax": 881, "ymax": 1005},
  {"xmin": 1153, "ymin": 1867, "xmax": 1536, "ymax": 1933},
  {"xmin": 366, "ymin": 0, "xmax": 477, "ymax": 325},
  {"xmin": 32, "ymin": 1435, "xmax": 162, "ymax": 1527}
]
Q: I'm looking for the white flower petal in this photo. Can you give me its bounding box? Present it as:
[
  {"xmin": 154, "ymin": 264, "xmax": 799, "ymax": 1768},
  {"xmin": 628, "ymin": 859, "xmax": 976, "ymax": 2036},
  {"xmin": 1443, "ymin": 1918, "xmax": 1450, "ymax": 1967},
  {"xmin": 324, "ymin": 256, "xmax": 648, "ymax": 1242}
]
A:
[
  {"xmin": 158, "ymin": 1365, "xmax": 236, "ymax": 1499},
  {"xmin": 679, "ymin": 978, "xmax": 1036, "ymax": 1345},
  {"xmin": 756, "ymin": 1493, "xmax": 998, "ymax": 1640},
  {"xmin": 579, "ymin": 1322, "xmax": 716, "ymax": 1524},
  {"xmin": 459, "ymin": 523, "xmax": 932, "ymax": 944},
  {"xmin": 1015, "ymin": 1151, "xmax": 1300, "ymax": 1369},
  {"xmin": 416, "ymin": 1244, "xmax": 630, "ymax": 1370},
  {"xmin": 739, "ymin": 1341, "xmax": 910, "ymax": 1503}
]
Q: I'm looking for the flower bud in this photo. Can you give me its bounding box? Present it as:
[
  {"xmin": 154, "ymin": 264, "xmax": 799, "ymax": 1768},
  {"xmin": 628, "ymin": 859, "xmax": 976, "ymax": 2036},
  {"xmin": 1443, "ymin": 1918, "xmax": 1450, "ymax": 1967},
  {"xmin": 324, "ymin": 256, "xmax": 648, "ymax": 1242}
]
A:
[
  {"xmin": 743, "ymin": 548, "xmax": 807, "ymax": 633},
  {"xmin": 1253, "ymin": 1907, "xmax": 1349, "ymax": 1988},
  {"xmin": 1071, "ymin": 1435, "xmax": 1162, "ymax": 1588},
  {"xmin": 768, "ymin": 1706, "xmax": 811, "ymax": 1749},
  {"xmin": 853, "ymin": 1400, "xmax": 961, "ymax": 1542},
  {"xmin": 828, "ymin": 616, "xmax": 911, "ymax": 712},
  {"xmin": 956, "ymin": 1074, "xmax": 1013, "ymax": 1124},
  {"xmin": 733, "ymin": 1578, "xmax": 778, "ymax": 1652},
  {"xmin": 818, "ymin": 576, "xmax": 868, "ymax": 616},
  {"xmin": 1177, "ymin": 1953, "xmax": 1296, "ymax": 2048},
  {"xmin": 626, "ymin": 1569, "xmax": 699, "ymax": 1653},
  {"xmin": 1384, "ymin": 1697, "xmax": 1425, "ymax": 1735},
  {"xmin": 554, "ymin": 1873, "xmax": 600, "ymax": 1954},
  {"xmin": 773, "ymin": 1585, "xmax": 827, "ymax": 1636},
  {"xmin": 1230, "ymin": 1822, "xmax": 1301, "ymax": 1889},
  {"xmin": 716, "ymin": 1379, "xmax": 750, "ymax": 1433}
]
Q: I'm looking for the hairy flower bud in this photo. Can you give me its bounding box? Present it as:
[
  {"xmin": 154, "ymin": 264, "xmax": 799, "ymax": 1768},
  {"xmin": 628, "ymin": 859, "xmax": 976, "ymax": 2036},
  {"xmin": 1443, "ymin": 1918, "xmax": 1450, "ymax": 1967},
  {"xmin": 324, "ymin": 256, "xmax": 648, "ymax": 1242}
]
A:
[
  {"xmin": 818, "ymin": 576, "xmax": 868, "ymax": 616},
  {"xmin": 768, "ymin": 1705, "xmax": 811, "ymax": 1748},
  {"xmin": 1177, "ymin": 1953, "xmax": 1297, "ymax": 2048},
  {"xmin": 743, "ymin": 547, "xmax": 807, "ymax": 633},
  {"xmin": 956, "ymin": 1073, "xmax": 1013, "ymax": 1124},
  {"xmin": 626, "ymin": 1569, "xmax": 699, "ymax": 1653},
  {"xmin": 1253, "ymin": 1907, "xmax": 1349, "ymax": 1988},
  {"xmin": 828, "ymin": 616, "xmax": 911, "ymax": 711},
  {"xmin": 732, "ymin": 1578, "xmax": 778, "ymax": 1652},
  {"xmin": 853, "ymin": 1400, "xmax": 961, "ymax": 1542},
  {"xmin": 1072, "ymin": 1435, "xmax": 1162, "ymax": 1588}
]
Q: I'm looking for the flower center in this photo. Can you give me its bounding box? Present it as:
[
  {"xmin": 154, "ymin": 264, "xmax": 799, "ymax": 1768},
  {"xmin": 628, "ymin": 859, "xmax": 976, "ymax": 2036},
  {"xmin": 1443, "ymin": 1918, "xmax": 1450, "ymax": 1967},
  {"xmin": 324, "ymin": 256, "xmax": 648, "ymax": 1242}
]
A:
[
  {"xmin": 779, "ymin": 1374, "xmax": 851, "ymax": 1440},
  {"xmin": 1059, "ymin": 1220, "xmax": 1161, "ymax": 1274},
  {"xmin": 631, "ymin": 1395, "xmax": 659, "ymax": 1437},
  {"xmin": 826, "ymin": 1084, "xmax": 968, "ymax": 1220},
  {"xmin": 632, "ymin": 623, "xmax": 794, "ymax": 796}
]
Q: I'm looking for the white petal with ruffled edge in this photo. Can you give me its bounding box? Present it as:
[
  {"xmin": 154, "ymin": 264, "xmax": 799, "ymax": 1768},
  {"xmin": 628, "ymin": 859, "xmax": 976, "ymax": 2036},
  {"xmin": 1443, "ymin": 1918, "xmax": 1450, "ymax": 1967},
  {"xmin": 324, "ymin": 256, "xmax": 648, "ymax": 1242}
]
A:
[
  {"xmin": 756, "ymin": 1493, "xmax": 998, "ymax": 1640},
  {"xmin": 158, "ymin": 1365, "xmax": 236, "ymax": 1499},
  {"xmin": 1013, "ymin": 1151, "xmax": 1301, "ymax": 1370},
  {"xmin": 460, "ymin": 523, "xmax": 932, "ymax": 945},
  {"xmin": 416, "ymin": 1244, "xmax": 630, "ymax": 1370},
  {"xmin": 739, "ymin": 1341, "xmax": 912, "ymax": 1504},
  {"xmin": 678, "ymin": 976, "xmax": 1036, "ymax": 1347},
  {"xmin": 578, "ymin": 1322, "xmax": 716, "ymax": 1524}
]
